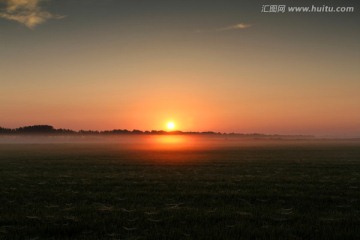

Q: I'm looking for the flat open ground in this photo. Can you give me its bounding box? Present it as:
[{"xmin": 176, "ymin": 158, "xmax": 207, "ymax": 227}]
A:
[{"xmin": 0, "ymin": 138, "xmax": 359, "ymax": 239}]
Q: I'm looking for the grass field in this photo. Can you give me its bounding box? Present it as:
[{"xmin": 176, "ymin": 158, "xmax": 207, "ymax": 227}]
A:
[{"xmin": 0, "ymin": 138, "xmax": 359, "ymax": 239}]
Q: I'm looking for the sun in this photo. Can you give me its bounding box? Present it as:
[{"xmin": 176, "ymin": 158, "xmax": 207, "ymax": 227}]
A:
[{"xmin": 166, "ymin": 121, "xmax": 175, "ymax": 130}]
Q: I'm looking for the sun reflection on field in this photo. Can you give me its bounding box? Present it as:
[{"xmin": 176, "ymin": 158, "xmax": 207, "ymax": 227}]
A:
[
  {"xmin": 151, "ymin": 135, "xmax": 193, "ymax": 150},
  {"xmin": 155, "ymin": 135, "xmax": 184, "ymax": 144}
]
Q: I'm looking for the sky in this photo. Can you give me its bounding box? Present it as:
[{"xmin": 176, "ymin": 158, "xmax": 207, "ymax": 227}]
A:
[{"xmin": 0, "ymin": 0, "xmax": 359, "ymax": 137}]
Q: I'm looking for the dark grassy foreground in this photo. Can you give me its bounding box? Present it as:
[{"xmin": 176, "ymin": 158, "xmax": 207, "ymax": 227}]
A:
[{"xmin": 0, "ymin": 140, "xmax": 359, "ymax": 239}]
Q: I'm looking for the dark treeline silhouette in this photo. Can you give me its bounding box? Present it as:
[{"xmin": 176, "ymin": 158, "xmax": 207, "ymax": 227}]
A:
[
  {"xmin": 0, "ymin": 125, "xmax": 221, "ymax": 136},
  {"xmin": 0, "ymin": 125, "xmax": 76, "ymax": 135},
  {"xmin": 0, "ymin": 125, "xmax": 221, "ymax": 135},
  {"xmin": 0, "ymin": 125, "xmax": 314, "ymax": 138}
]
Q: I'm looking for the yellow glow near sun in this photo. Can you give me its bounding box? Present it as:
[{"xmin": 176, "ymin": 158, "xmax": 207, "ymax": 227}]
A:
[{"xmin": 167, "ymin": 121, "xmax": 175, "ymax": 130}]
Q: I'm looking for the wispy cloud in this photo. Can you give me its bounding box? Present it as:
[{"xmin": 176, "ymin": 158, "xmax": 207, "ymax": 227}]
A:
[
  {"xmin": 216, "ymin": 23, "xmax": 252, "ymax": 31},
  {"xmin": 0, "ymin": 0, "xmax": 64, "ymax": 28},
  {"xmin": 196, "ymin": 23, "xmax": 253, "ymax": 33}
]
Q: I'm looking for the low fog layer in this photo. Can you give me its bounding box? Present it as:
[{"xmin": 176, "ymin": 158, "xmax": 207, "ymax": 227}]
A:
[{"xmin": 0, "ymin": 135, "xmax": 359, "ymax": 151}]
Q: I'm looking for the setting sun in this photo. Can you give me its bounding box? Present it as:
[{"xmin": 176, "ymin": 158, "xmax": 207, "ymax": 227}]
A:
[{"xmin": 167, "ymin": 121, "xmax": 175, "ymax": 130}]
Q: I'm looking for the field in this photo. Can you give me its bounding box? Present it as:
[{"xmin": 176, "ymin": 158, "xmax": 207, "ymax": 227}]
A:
[{"xmin": 0, "ymin": 138, "xmax": 359, "ymax": 239}]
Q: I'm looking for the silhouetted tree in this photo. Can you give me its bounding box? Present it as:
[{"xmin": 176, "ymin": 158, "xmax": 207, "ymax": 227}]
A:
[
  {"xmin": 132, "ymin": 129, "xmax": 143, "ymax": 134},
  {"xmin": 0, "ymin": 127, "xmax": 12, "ymax": 134},
  {"xmin": 16, "ymin": 125, "xmax": 56, "ymax": 134}
]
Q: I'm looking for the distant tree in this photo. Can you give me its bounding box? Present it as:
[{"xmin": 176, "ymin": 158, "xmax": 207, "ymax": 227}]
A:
[
  {"xmin": 16, "ymin": 125, "xmax": 56, "ymax": 134},
  {"xmin": 0, "ymin": 127, "xmax": 12, "ymax": 134},
  {"xmin": 169, "ymin": 130, "xmax": 183, "ymax": 135},
  {"xmin": 56, "ymin": 128, "xmax": 76, "ymax": 134},
  {"xmin": 132, "ymin": 129, "xmax": 143, "ymax": 134},
  {"xmin": 79, "ymin": 130, "xmax": 100, "ymax": 135},
  {"xmin": 201, "ymin": 131, "xmax": 216, "ymax": 135},
  {"xmin": 110, "ymin": 129, "xmax": 130, "ymax": 134}
]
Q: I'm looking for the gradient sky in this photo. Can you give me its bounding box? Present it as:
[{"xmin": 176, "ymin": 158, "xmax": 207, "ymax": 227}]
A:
[{"xmin": 0, "ymin": 0, "xmax": 359, "ymax": 137}]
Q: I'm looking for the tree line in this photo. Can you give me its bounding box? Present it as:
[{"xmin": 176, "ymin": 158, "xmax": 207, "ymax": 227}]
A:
[
  {"xmin": 0, "ymin": 125, "xmax": 314, "ymax": 138},
  {"xmin": 0, "ymin": 125, "xmax": 220, "ymax": 135}
]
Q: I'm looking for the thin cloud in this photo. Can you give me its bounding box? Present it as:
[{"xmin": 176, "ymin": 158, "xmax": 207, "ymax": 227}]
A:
[
  {"xmin": 0, "ymin": 0, "xmax": 64, "ymax": 28},
  {"xmin": 217, "ymin": 23, "xmax": 252, "ymax": 31},
  {"xmin": 196, "ymin": 23, "xmax": 252, "ymax": 33}
]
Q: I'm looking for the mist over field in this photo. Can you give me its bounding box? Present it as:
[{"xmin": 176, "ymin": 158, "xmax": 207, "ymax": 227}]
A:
[{"xmin": 0, "ymin": 134, "xmax": 357, "ymax": 147}]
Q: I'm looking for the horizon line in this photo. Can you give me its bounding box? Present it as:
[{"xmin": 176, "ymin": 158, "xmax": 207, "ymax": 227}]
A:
[
  {"xmin": 0, "ymin": 124, "xmax": 317, "ymax": 137},
  {"xmin": 2, "ymin": 124, "xmax": 359, "ymax": 139}
]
